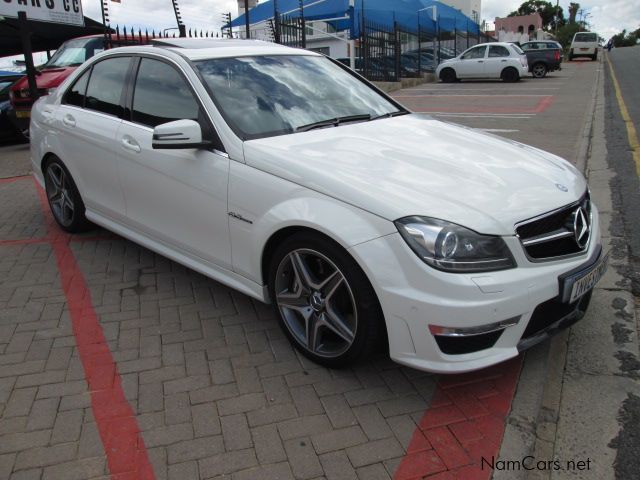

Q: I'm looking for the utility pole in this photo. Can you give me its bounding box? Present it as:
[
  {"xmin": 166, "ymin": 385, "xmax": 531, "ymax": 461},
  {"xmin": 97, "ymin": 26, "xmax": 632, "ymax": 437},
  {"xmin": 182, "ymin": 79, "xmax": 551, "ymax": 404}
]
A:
[
  {"xmin": 554, "ymin": 0, "xmax": 559, "ymax": 36},
  {"xmin": 244, "ymin": 0, "xmax": 250, "ymax": 39}
]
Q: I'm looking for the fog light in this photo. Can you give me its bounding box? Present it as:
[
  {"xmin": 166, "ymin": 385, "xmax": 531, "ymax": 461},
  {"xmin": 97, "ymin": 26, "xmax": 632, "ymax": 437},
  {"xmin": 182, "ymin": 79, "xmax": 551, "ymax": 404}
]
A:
[{"xmin": 429, "ymin": 317, "xmax": 520, "ymax": 337}]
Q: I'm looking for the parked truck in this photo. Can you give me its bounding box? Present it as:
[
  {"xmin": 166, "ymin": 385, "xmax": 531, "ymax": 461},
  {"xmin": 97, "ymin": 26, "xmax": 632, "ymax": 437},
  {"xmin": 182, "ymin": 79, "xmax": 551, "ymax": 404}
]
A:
[{"xmin": 519, "ymin": 40, "xmax": 563, "ymax": 78}]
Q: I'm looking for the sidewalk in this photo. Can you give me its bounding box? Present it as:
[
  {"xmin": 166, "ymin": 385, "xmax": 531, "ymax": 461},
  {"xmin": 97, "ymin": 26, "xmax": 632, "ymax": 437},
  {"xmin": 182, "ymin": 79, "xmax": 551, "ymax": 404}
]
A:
[{"xmin": 505, "ymin": 57, "xmax": 640, "ymax": 480}]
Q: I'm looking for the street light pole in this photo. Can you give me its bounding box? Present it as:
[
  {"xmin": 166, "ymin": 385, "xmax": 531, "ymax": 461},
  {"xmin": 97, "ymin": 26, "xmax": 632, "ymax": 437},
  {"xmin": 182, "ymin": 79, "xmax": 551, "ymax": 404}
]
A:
[{"xmin": 418, "ymin": 6, "xmax": 438, "ymax": 69}]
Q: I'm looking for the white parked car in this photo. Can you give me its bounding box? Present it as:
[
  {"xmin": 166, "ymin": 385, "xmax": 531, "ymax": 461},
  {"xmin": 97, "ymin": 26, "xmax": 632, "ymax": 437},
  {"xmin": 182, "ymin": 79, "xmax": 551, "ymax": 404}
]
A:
[
  {"xmin": 436, "ymin": 42, "xmax": 529, "ymax": 83},
  {"xmin": 31, "ymin": 39, "xmax": 607, "ymax": 373},
  {"xmin": 569, "ymin": 32, "xmax": 599, "ymax": 61}
]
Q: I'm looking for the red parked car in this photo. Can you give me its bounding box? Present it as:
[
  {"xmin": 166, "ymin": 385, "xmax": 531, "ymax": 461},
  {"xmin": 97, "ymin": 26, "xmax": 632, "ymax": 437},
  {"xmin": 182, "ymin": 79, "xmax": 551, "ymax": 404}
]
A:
[{"xmin": 10, "ymin": 34, "xmax": 147, "ymax": 138}]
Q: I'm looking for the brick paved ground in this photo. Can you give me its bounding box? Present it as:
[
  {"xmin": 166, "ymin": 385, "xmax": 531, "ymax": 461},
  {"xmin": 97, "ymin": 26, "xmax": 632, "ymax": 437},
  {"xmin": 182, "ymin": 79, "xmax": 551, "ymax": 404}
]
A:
[{"xmin": 0, "ymin": 146, "xmax": 521, "ymax": 480}]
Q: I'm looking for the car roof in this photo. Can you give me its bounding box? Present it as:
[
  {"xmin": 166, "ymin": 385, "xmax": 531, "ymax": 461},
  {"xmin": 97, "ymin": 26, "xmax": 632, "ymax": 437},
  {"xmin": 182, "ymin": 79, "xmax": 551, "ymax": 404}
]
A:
[{"xmin": 148, "ymin": 38, "xmax": 318, "ymax": 60}]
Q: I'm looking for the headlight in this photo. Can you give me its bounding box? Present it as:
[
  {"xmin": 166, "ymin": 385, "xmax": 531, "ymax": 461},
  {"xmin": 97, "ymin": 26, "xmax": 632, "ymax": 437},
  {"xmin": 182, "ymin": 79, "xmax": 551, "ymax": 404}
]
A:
[{"xmin": 395, "ymin": 216, "xmax": 516, "ymax": 273}]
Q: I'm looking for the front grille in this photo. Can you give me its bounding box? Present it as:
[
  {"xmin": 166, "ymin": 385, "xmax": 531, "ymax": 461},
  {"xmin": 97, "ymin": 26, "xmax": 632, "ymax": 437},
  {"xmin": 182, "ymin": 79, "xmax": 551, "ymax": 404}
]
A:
[
  {"xmin": 521, "ymin": 290, "xmax": 592, "ymax": 341},
  {"xmin": 516, "ymin": 191, "xmax": 591, "ymax": 260}
]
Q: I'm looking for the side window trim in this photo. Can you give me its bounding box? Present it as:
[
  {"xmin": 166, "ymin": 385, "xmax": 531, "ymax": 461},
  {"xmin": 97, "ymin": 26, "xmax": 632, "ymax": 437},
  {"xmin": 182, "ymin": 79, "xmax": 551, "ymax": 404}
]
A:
[
  {"xmin": 129, "ymin": 54, "xmax": 226, "ymax": 153},
  {"xmin": 62, "ymin": 65, "xmax": 92, "ymax": 108}
]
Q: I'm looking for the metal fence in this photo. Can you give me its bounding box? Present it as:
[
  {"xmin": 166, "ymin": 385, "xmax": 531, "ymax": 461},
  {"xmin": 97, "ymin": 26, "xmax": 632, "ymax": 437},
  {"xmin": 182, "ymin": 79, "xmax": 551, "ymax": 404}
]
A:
[
  {"xmin": 272, "ymin": 14, "xmax": 306, "ymax": 48},
  {"xmin": 356, "ymin": 20, "xmax": 496, "ymax": 82}
]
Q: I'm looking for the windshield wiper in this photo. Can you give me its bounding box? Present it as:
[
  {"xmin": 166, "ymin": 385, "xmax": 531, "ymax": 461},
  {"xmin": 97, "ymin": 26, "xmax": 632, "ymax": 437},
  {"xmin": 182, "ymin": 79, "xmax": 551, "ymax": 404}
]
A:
[
  {"xmin": 370, "ymin": 110, "xmax": 409, "ymax": 121},
  {"xmin": 295, "ymin": 114, "xmax": 372, "ymax": 132}
]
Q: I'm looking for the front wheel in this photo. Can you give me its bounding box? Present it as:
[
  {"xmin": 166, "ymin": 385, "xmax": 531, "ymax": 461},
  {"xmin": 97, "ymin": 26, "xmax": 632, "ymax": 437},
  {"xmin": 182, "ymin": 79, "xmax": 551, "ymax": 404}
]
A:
[
  {"xmin": 531, "ymin": 63, "xmax": 548, "ymax": 78},
  {"xmin": 268, "ymin": 232, "xmax": 385, "ymax": 368},
  {"xmin": 43, "ymin": 157, "xmax": 92, "ymax": 233}
]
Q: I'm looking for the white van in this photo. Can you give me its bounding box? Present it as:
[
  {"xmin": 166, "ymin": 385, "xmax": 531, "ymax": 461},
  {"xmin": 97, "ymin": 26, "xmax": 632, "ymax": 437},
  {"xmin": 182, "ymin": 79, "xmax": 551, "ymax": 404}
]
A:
[{"xmin": 569, "ymin": 32, "xmax": 599, "ymax": 61}]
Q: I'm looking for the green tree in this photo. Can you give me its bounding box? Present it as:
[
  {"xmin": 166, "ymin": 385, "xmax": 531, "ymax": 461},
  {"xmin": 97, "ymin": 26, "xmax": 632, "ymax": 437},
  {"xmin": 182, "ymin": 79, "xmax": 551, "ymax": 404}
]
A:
[
  {"xmin": 508, "ymin": 0, "xmax": 566, "ymax": 31},
  {"xmin": 611, "ymin": 28, "xmax": 640, "ymax": 47},
  {"xmin": 568, "ymin": 3, "xmax": 580, "ymax": 24},
  {"xmin": 556, "ymin": 22, "xmax": 582, "ymax": 48}
]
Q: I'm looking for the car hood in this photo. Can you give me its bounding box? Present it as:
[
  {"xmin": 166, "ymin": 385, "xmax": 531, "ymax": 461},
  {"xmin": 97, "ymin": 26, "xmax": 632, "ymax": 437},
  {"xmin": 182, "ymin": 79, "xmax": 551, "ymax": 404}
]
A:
[
  {"xmin": 242, "ymin": 114, "xmax": 587, "ymax": 235},
  {"xmin": 12, "ymin": 67, "xmax": 75, "ymax": 91}
]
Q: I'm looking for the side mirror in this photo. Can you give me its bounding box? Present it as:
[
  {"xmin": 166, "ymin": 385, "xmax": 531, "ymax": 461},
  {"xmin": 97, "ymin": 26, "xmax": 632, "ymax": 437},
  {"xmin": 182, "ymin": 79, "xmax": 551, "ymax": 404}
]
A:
[{"xmin": 152, "ymin": 119, "xmax": 210, "ymax": 149}]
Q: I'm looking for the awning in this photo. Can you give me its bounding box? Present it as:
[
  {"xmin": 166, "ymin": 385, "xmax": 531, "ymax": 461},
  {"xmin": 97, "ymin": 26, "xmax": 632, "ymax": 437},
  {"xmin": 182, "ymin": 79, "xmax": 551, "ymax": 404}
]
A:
[
  {"xmin": 0, "ymin": 16, "xmax": 108, "ymax": 58},
  {"xmin": 230, "ymin": 0, "xmax": 480, "ymax": 38}
]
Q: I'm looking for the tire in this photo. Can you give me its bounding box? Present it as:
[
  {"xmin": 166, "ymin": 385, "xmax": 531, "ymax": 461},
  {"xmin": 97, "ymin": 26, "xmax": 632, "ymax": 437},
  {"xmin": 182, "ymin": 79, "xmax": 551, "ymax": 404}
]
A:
[
  {"xmin": 569, "ymin": 50, "xmax": 574, "ymax": 61},
  {"xmin": 531, "ymin": 62, "xmax": 548, "ymax": 78},
  {"xmin": 267, "ymin": 232, "xmax": 385, "ymax": 368},
  {"xmin": 440, "ymin": 68, "xmax": 457, "ymax": 83},
  {"xmin": 501, "ymin": 67, "xmax": 519, "ymax": 83},
  {"xmin": 43, "ymin": 156, "xmax": 93, "ymax": 233},
  {"xmin": 592, "ymin": 52, "xmax": 598, "ymax": 61}
]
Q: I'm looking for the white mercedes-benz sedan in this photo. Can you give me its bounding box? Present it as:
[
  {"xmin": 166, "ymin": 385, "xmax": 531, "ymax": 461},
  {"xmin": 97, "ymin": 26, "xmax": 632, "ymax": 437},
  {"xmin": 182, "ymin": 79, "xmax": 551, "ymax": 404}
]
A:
[{"xmin": 30, "ymin": 39, "xmax": 607, "ymax": 373}]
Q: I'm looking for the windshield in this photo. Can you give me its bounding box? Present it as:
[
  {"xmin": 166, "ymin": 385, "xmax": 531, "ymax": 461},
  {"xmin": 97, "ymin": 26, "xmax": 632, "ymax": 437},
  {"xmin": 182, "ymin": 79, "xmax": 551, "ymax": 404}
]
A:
[
  {"xmin": 0, "ymin": 81, "xmax": 14, "ymax": 94},
  {"xmin": 574, "ymin": 33, "xmax": 597, "ymax": 43},
  {"xmin": 195, "ymin": 55, "xmax": 402, "ymax": 140},
  {"xmin": 44, "ymin": 38, "xmax": 104, "ymax": 69}
]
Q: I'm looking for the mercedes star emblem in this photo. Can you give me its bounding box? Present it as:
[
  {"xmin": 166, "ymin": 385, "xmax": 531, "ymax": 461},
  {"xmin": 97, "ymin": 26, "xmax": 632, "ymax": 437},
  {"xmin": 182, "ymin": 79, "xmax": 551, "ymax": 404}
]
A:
[{"xmin": 573, "ymin": 207, "xmax": 589, "ymax": 249}]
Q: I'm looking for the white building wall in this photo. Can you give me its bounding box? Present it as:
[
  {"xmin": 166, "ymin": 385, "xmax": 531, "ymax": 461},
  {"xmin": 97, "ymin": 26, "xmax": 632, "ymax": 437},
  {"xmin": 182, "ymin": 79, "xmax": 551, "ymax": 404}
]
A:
[{"xmin": 441, "ymin": 0, "xmax": 482, "ymax": 24}]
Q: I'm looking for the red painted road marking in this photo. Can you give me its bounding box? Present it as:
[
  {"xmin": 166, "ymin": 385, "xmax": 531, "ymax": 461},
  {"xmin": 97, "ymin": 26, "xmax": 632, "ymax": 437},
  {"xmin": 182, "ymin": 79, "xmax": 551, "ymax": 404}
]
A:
[
  {"xmin": 29, "ymin": 178, "xmax": 156, "ymax": 480},
  {"xmin": 0, "ymin": 175, "xmax": 31, "ymax": 184},
  {"xmin": 394, "ymin": 357, "xmax": 522, "ymax": 480},
  {"xmin": 392, "ymin": 95, "xmax": 555, "ymax": 115}
]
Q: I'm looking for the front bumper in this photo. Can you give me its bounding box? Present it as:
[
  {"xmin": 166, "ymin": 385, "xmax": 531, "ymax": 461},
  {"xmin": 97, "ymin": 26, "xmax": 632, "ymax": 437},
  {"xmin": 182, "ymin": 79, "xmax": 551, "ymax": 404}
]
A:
[
  {"xmin": 349, "ymin": 205, "xmax": 602, "ymax": 373},
  {"xmin": 8, "ymin": 108, "xmax": 30, "ymax": 133}
]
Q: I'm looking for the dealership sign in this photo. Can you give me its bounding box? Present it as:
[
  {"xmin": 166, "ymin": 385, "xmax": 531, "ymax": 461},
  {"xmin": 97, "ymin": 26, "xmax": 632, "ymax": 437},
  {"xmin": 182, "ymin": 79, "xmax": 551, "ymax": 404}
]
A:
[{"xmin": 0, "ymin": 0, "xmax": 84, "ymax": 26}]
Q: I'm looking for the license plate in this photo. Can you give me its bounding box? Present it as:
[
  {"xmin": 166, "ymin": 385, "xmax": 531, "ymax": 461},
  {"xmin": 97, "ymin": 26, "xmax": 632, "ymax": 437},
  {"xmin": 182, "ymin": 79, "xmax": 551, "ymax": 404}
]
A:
[
  {"xmin": 565, "ymin": 252, "xmax": 609, "ymax": 303},
  {"xmin": 15, "ymin": 110, "xmax": 30, "ymax": 119},
  {"xmin": 580, "ymin": 48, "xmax": 589, "ymax": 51}
]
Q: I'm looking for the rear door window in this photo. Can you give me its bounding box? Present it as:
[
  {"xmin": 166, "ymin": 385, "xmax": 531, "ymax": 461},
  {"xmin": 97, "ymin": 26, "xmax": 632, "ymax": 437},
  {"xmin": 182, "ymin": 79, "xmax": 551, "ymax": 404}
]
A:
[
  {"xmin": 63, "ymin": 69, "xmax": 90, "ymax": 108},
  {"xmin": 84, "ymin": 57, "xmax": 131, "ymax": 117},
  {"xmin": 574, "ymin": 33, "xmax": 597, "ymax": 43},
  {"xmin": 489, "ymin": 45, "xmax": 511, "ymax": 57}
]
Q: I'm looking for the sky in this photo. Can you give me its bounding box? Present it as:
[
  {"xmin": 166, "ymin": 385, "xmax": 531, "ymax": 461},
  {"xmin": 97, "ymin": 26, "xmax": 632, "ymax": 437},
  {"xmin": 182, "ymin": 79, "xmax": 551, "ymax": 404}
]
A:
[
  {"xmin": 483, "ymin": 0, "xmax": 640, "ymax": 39},
  {"xmin": 1, "ymin": 0, "xmax": 639, "ymax": 68}
]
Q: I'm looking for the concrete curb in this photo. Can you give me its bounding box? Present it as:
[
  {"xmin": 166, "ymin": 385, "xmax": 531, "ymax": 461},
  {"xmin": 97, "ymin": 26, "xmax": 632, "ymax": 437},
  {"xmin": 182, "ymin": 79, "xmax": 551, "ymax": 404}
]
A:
[{"xmin": 493, "ymin": 58, "xmax": 604, "ymax": 480}]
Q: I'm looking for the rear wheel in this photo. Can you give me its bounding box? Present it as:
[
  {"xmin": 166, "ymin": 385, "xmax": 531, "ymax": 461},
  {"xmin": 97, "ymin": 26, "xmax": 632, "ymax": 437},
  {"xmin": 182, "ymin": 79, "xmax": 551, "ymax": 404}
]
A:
[
  {"xmin": 592, "ymin": 52, "xmax": 598, "ymax": 61},
  {"xmin": 501, "ymin": 67, "xmax": 519, "ymax": 83},
  {"xmin": 268, "ymin": 232, "xmax": 385, "ymax": 368},
  {"xmin": 531, "ymin": 63, "xmax": 548, "ymax": 78},
  {"xmin": 43, "ymin": 157, "xmax": 92, "ymax": 233},
  {"xmin": 440, "ymin": 68, "xmax": 457, "ymax": 83},
  {"xmin": 568, "ymin": 49, "xmax": 574, "ymax": 61}
]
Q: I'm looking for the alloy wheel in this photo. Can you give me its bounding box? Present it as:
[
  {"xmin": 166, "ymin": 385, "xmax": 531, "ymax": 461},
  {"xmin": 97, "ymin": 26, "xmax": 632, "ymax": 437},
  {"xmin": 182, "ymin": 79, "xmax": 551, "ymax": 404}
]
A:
[
  {"xmin": 532, "ymin": 64, "xmax": 547, "ymax": 78},
  {"xmin": 45, "ymin": 163, "xmax": 75, "ymax": 227},
  {"xmin": 274, "ymin": 248, "xmax": 358, "ymax": 358}
]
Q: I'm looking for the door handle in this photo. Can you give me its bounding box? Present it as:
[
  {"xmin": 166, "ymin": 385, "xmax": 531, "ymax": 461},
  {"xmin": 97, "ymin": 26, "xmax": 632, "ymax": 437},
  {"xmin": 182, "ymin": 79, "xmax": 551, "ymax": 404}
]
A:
[
  {"xmin": 501, "ymin": 59, "xmax": 508, "ymax": 62},
  {"xmin": 121, "ymin": 137, "xmax": 141, "ymax": 153},
  {"xmin": 62, "ymin": 114, "xmax": 76, "ymax": 127},
  {"xmin": 477, "ymin": 60, "xmax": 484, "ymax": 63}
]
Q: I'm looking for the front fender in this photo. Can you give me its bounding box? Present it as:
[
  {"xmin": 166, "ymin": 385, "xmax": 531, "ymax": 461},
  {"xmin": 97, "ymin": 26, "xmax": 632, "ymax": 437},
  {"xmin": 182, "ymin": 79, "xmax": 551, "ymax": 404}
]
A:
[{"xmin": 228, "ymin": 161, "xmax": 396, "ymax": 286}]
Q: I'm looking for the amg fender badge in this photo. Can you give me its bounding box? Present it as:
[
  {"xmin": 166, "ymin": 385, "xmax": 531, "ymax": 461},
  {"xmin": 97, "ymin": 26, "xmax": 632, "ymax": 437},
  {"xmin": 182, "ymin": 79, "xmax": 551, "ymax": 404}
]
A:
[{"xmin": 228, "ymin": 212, "xmax": 253, "ymax": 224}]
